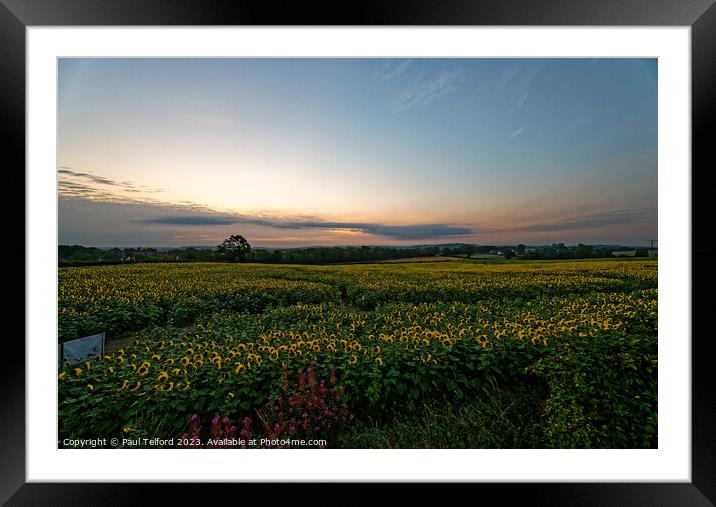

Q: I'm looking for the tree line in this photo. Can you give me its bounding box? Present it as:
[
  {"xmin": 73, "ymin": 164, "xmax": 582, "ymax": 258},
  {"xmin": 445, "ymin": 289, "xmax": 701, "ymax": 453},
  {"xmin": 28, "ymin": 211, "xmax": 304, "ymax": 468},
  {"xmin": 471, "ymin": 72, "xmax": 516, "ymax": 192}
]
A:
[
  {"xmin": 59, "ymin": 241, "xmax": 444, "ymax": 266},
  {"xmin": 59, "ymin": 235, "xmax": 652, "ymax": 267}
]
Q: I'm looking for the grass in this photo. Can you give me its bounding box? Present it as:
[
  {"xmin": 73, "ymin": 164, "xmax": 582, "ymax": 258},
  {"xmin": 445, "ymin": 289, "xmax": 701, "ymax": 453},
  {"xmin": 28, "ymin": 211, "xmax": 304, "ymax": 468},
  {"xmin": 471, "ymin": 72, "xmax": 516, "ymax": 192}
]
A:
[{"xmin": 337, "ymin": 377, "xmax": 546, "ymax": 449}]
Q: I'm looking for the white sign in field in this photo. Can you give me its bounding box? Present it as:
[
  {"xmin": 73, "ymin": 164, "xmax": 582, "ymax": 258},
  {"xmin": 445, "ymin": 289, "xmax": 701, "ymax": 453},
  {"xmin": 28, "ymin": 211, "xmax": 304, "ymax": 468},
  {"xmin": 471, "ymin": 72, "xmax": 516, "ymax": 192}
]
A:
[{"xmin": 58, "ymin": 333, "xmax": 105, "ymax": 367}]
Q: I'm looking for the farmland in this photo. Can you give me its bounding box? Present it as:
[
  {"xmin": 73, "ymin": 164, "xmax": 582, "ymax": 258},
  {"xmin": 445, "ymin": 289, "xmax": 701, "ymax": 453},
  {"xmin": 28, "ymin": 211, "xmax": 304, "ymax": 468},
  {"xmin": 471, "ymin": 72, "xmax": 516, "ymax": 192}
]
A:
[{"xmin": 58, "ymin": 259, "xmax": 657, "ymax": 448}]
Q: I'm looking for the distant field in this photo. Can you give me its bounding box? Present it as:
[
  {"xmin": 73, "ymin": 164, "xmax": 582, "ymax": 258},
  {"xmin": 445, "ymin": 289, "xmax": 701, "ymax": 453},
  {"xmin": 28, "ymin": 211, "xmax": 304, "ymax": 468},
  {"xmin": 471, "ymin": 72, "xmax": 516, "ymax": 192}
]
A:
[
  {"xmin": 449, "ymin": 253, "xmax": 504, "ymax": 260},
  {"xmin": 58, "ymin": 259, "xmax": 657, "ymax": 449},
  {"xmin": 375, "ymin": 256, "xmax": 461, "ymax": 263}
]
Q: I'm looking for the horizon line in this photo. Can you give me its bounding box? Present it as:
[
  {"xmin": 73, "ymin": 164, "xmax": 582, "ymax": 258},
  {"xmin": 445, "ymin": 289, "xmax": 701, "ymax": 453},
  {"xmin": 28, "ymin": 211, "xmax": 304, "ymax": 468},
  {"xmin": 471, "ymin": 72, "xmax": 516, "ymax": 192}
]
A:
[{"xmin": 60, "ymin": 240, "xmax": 657, "ymax": 249}]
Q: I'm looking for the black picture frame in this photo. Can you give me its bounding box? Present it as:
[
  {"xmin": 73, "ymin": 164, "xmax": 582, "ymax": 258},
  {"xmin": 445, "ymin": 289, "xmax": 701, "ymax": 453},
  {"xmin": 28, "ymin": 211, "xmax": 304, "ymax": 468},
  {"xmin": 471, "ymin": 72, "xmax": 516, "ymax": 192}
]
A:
[{"xmin": 4, "ymin": 0, "xmax": 713, "ymax": 504}]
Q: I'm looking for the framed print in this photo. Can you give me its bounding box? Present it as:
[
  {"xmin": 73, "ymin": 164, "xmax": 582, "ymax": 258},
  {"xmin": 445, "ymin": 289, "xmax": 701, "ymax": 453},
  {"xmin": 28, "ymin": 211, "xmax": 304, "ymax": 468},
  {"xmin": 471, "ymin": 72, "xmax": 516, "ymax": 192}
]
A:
[{"xmin": 5, "ymin": 0, "xmax": 713, "ymax": 504}]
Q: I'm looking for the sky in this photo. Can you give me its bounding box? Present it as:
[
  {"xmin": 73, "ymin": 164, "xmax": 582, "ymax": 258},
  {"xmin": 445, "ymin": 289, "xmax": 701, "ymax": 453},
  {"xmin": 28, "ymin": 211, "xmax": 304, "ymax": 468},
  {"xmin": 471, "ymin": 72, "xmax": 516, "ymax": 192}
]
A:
[{"xmin": 58, "ymin": 58, "xmax": 657, "ymax": 248}]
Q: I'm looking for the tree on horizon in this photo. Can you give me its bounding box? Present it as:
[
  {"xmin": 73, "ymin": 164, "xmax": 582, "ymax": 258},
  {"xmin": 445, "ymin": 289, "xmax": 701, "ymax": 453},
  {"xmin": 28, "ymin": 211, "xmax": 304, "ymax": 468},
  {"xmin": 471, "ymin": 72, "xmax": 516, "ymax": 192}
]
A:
[{"xmin": 217, "ymin": 234, "xmax": 252, "ymax": 262}]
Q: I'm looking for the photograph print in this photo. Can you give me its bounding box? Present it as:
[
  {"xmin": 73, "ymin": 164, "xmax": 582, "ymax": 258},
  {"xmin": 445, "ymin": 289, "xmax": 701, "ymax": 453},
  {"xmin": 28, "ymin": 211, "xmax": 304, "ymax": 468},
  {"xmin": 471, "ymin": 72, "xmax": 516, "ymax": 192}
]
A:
[{"xmin": 57, "ymin": 58, "xmax": 657, "ymax": 450}]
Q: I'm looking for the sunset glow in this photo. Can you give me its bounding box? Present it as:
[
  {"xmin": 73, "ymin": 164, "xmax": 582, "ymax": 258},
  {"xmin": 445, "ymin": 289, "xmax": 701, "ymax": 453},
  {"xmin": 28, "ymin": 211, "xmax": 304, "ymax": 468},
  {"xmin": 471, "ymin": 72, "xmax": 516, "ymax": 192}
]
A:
[{"xmin": 58, "ymin": 58, "xmax": 657, "ymax": 247}]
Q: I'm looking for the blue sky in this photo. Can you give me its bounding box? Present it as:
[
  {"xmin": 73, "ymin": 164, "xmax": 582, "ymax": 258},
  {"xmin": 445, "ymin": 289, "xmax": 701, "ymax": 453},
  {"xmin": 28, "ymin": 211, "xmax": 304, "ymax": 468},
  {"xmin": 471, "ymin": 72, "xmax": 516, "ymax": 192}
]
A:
[{"xmin": 58, "ymin": 58, "xmax": 657, "ymax": 247}]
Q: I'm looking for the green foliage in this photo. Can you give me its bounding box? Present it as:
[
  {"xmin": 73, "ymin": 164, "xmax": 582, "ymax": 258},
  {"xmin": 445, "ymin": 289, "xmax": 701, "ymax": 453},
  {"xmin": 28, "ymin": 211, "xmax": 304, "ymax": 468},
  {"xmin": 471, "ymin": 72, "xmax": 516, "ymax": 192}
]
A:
[
  {"xmin": 338, "ymin": 380, "xmax": 546, "ymax": 449},
  {"xmin": 574, "ymin": 244, "xmax": 594, "ymax": 259},
  {"xmin": 217, "ymin": 234, "xmax": 252, "ymax": 262},
  {"xmin": 531, "ymin": 321, "xmax": 657, "ymax": 448},
  {"xmin": 57, "ymin": 260, "xmax": 658, "ymax": 448}
]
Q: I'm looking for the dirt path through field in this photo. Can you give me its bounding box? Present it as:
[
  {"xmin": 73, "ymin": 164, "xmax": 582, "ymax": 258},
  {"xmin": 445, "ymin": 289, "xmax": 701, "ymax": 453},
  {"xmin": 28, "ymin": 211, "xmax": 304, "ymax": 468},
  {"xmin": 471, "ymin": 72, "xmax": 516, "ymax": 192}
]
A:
[{"xmin": 104, "ymin": 323, "xmax": 198, "ymax": 354}]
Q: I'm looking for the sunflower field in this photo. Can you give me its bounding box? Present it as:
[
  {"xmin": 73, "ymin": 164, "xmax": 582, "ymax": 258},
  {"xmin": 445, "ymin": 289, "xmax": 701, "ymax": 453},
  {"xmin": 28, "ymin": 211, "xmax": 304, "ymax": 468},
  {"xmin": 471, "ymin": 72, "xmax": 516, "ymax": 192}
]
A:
[{"xmin": 58, "ymin": 259, "xmax": 657, "ymax": 448}]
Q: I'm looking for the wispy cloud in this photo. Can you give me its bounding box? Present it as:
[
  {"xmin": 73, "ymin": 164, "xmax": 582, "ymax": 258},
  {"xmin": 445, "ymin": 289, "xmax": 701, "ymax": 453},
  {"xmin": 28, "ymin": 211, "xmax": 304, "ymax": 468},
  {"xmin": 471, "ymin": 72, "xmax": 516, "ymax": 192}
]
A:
[
  {"xmin": 59, "ymin": 167, "xmax": 163, "ymax": 196},
  {"xmin": 500, "ymin": 65, "xmax": 539, "ymax": 116},
  {"xmin": 58, "ymin": 167, "xmax": 213, "ymax": 213},
  {"xmin": 514, "ymin": 90, "xmax": 529, "ymax": 113},
  {"xmin": 58, "ymin": 178, "xmax": 147, "ymax": 203},
  {"xmin": 499, "ymin": 66, "xmax": 538, "ymax": 93},
  {"xmin": 58, "ymin": 168, "xmax": 119, "ymax": 186},
  {"xmin": 517, "ymin": 207, "xmax": 656, "ymax": 233},
  {"xmin": 141, "ymin": 213, "xmax": 473, "ymax": 241},
  {"xmin": 141, "ymin": 215, "xmax": 238, "ymax": 226},
  {"xmin": 63, "ymin": 169, "xmax": 474, "ymax": 241},
  {"xmin": 382, "ymin": 60, "xmax": 411, "ymax": 81},
  {"xmin": 372, "ymin": 59, "xmax": 411, "ymax": 82},
  {"xmin": 392, "ymin": 71, "xmax": 460, "ymax": 112},
  {"xmin": 508, "ymin": 128, "xmax": 525, "ymax": 138},
  {"xmin": 279, "ymin": 222, "xmax": 473, "ymax": 240}
]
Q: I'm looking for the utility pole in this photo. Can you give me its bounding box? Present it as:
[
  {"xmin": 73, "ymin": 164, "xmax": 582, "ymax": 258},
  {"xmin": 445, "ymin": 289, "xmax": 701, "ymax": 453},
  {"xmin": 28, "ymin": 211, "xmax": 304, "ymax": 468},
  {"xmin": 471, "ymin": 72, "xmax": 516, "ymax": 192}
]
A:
[{"xmin": 649, "ymin": 239, "xmax": 656, "ymax": 249}]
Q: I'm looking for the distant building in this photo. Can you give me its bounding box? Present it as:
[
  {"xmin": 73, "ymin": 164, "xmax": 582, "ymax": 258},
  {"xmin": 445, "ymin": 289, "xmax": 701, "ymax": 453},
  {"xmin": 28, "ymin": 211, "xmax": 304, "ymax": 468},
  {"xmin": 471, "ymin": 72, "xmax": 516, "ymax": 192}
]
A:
[
  {"xmin": 122, "ymin": 247, "xmax": 158, "ymax": 260},
  {"xmin": 648, "ymin": 249, "xmax": 658, "ymax": 258}
]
